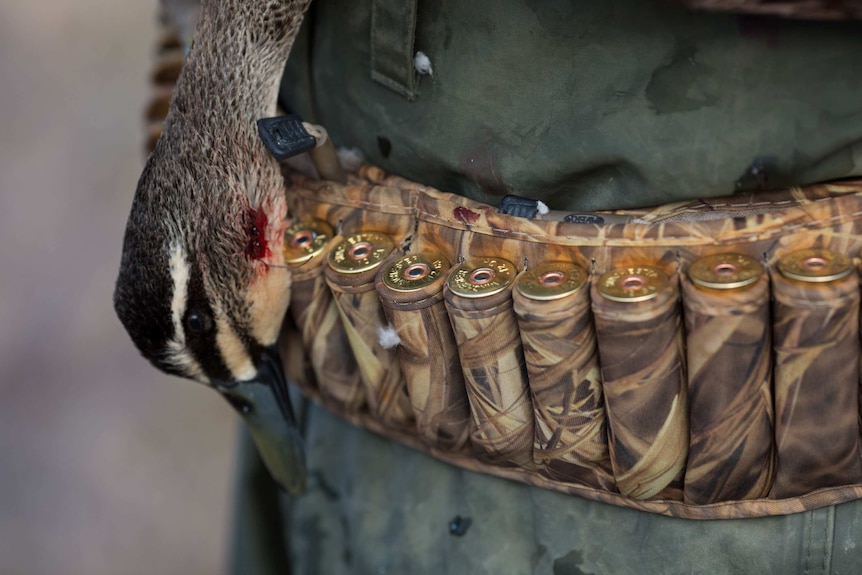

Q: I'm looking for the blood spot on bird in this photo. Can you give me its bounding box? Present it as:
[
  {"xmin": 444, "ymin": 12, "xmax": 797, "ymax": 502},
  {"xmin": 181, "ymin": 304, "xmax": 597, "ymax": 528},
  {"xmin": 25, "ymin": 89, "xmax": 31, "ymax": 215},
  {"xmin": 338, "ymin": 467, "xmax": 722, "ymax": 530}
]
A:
[{"xmin": 245, "ymin": 207, "xmax": 271, "ymax": 261}]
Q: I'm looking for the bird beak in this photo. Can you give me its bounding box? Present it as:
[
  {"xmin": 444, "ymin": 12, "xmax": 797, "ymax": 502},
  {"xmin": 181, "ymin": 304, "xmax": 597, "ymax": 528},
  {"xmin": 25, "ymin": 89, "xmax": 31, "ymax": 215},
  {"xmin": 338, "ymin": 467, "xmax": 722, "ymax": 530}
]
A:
[{"xmin": 215, "ymin": 345, "xmax": 306, "ymax": 495}]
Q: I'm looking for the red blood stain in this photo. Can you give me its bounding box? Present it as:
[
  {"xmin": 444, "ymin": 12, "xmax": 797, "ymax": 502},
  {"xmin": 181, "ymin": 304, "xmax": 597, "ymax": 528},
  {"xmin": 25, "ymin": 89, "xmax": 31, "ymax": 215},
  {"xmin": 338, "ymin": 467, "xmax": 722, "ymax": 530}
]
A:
[
  {"xmin": 245, "ymin": 207, "xmax": 271, "ymax": 261},
  {"xmin": 453, "ymin": 206, "xmax": 480, "ymax": 224}
]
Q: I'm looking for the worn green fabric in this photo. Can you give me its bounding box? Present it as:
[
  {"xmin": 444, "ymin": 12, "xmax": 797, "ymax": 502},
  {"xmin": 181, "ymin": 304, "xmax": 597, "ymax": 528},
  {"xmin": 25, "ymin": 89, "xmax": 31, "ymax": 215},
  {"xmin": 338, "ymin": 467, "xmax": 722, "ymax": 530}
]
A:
[
  {"xmin": 226, "ymin": 403, "xmax": 862, "ymax": 575},
  {"xmin": 369, "ymin": 0, "xmax": 420, "ymax": 100},
  {"xmin": 281, "ymin": 0, "xmax": 862, "ymax": 210}
]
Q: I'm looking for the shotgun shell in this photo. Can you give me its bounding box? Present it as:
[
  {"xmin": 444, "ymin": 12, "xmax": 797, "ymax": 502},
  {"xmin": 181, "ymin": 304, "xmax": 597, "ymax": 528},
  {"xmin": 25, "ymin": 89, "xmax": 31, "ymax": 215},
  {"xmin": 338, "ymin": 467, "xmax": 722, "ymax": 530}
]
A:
[
  {"xmin": 283, "ymin": 219, "xmax": 333, "ymax": 266},
  {"xmin": 382, "ymin": 252, "xmax": 449, "ymax": 293},
  {"xmin": 597, "ymin": 265, "xmax": 668, "ymax": 303},
  {"xmin": 328, "ymin": 231, "xmax": 395, "ymax": 274},
  {"xmin": 682, "ymin": 253, "xmax": 773, "ymax": 503},
  {"xmin": 688, "ymin": 253, "xmax": 763, "ymax": 291},
  {"xmin": 771, "ymin": 248, "xmax": 861, "ymax": 497},
  {"xmin": 777, "ymin": 248, "xmax": 852, "ymax": 283},
  {"xmin": 516, "ymin": 261, "xmax": 588, "ymax": 301},
  {"xmin": 447, "ymin": 256, "xmax": 516, "ymax": 298}
]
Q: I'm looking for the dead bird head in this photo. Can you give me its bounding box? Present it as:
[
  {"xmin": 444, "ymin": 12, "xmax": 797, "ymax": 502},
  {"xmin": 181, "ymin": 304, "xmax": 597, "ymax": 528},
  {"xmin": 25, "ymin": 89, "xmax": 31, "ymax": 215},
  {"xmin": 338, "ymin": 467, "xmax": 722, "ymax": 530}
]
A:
[{"xmin": 113, "ymin": 0, "xmax": 314, "ymax": 493}]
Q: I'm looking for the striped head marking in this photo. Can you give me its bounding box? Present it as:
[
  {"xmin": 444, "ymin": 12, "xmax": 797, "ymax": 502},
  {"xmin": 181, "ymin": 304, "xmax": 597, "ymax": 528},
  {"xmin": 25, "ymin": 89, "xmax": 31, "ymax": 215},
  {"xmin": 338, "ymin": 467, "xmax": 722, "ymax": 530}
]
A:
[{"xmin": 113, "ymin": 158, "xmax": 291, "ymax": 385}]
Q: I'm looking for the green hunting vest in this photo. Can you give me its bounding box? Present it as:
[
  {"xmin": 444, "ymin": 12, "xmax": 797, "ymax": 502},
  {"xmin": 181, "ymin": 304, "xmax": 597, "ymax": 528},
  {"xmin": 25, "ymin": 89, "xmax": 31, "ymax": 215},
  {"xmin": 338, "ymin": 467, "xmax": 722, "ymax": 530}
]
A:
[
  {"xmin": 279, "ymin": 0, "xmax": 862, "ymax": 211},
  {"xmin": 231, "ymin": 0, "xmax": 862, "ymax": 573}
]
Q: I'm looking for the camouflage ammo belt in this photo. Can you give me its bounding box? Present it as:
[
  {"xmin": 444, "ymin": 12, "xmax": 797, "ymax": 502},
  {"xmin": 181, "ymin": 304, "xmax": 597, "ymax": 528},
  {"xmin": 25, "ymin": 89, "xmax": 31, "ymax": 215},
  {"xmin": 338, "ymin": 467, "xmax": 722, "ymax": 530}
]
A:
[
  {"xmin": 144, "ymin": 18, "xmax": 862, "ymax": 520},
  {"xmin": 277, "ymin": 164, "xmax": 862, "ymax": 520}
]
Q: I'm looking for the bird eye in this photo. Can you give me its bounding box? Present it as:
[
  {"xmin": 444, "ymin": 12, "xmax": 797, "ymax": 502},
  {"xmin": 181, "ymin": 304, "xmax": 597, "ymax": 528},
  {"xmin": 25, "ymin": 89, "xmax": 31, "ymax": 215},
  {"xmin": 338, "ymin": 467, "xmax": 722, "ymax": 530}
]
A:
[{"xmin": 185, "ymin": 308, "xmax": 212, "ymax": 335}]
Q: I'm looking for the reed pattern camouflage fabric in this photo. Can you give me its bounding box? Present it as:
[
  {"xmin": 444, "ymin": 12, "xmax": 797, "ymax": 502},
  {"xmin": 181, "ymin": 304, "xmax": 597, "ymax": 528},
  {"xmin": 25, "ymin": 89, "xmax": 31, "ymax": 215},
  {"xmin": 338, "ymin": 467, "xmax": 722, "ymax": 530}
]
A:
[
  {"xmin": 681, "ymin": 274, "xmax": 775, "ymax": 504},
  {"xmin": 513, "ymin": 285, "xmax": 615, "ymax": 490},
  {"xmin": 324, "ymin": 260, "xmax": 414, "ymax": 429},
  {"xmin": 289, "ymin": 248, "xmax": 365, "ymax": 410},
  {"xmin": 770, "ymin": 270, "xmax": 862, "ymax": 498},
  {"xmin": 591, "ymin": 277, "xmax": 689, "ymax": 501},
  {"xmin": 445, "ymin": 287, "xmax": 535, "ymax": 468},
  {"xmin": 281, "ymin": 164, "xmax": 862, "ymax": 519},
  {"xmin": 377, "ymin": 274, "xmax": 472, "ymax": 451}
]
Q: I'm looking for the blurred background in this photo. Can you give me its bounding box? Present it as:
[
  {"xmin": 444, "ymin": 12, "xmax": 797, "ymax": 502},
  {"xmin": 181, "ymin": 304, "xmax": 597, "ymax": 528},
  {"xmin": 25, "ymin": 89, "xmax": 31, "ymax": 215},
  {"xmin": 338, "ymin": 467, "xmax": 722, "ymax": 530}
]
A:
[{"xmin": 0, "ymin": 1, "xmax": 238, "ymax": 573}]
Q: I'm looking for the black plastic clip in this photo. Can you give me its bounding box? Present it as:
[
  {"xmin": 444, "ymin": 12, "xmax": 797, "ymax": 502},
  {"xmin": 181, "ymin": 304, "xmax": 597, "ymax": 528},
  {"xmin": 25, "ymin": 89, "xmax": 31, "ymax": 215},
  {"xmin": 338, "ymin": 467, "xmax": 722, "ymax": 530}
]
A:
[
  {"xmin": 498, "ymin": 194, "xmax": 540, "ymax": 219},
  {"xmin": 257, "ymin": 115, "xmax": 317, "ymax": 161}
]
